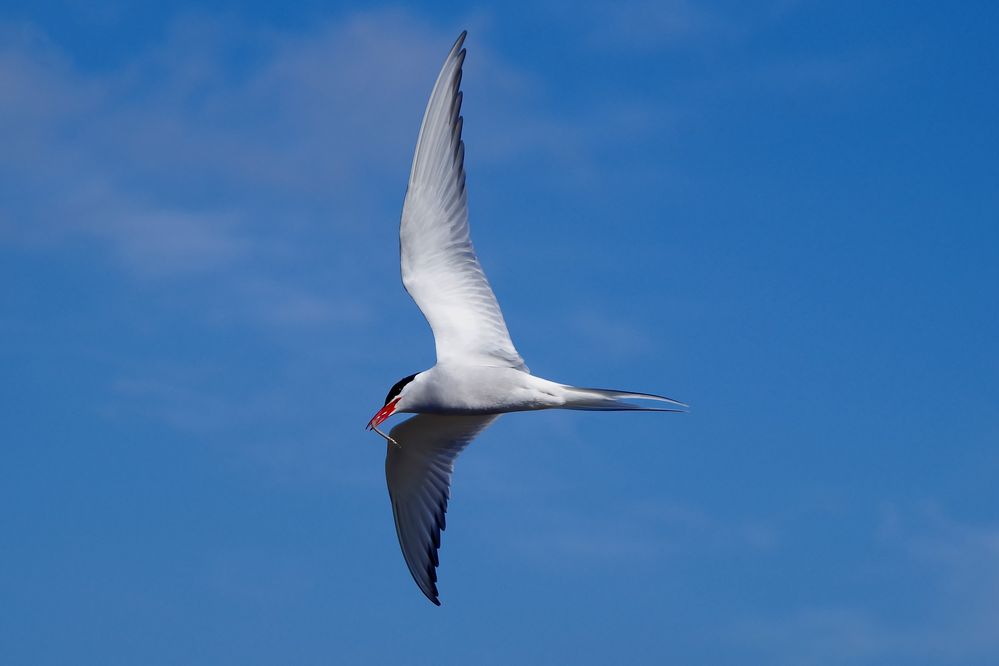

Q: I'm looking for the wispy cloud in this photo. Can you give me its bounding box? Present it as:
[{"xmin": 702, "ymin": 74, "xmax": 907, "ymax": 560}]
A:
[
  {"xmin": 1, "ymin": 10, "xmax": 625, "ymax": 337},
  {"xmin": 569, "ymin": 308, "xmax": 656, "ymax": 359},
  {"xmin": 733, "ymin": 502, "xmax": 999, "ymax": 664},
  {"xmin": 0, "ymin": 13, "xmax": 436, "ymax": 273},
  {"xmin": 542, "ymin": 0, "xmax": 727, "ymax": 51},
  {"xmin": 507, "ymin": 495, "xmax": 779, "ymax": 565}
]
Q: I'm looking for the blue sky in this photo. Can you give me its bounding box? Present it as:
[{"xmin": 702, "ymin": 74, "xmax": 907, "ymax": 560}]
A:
[{"xmin": 2, "ymin": 1, "xmax": 998, "ymax": 664}]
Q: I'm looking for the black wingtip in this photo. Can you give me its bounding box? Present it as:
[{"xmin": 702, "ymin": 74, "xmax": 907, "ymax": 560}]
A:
[{"xmin": 423, "ymin": 581, "xmax": 442, "ymax": 606}]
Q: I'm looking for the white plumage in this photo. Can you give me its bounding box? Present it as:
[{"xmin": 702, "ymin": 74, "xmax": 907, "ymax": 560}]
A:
[
  {"xmin": 400, "ymin": 34, "xmax": 526, "ymax": 371},
  {"xmin": 368, "ymin": 32, "xmax": 685, "ymax": 605}
]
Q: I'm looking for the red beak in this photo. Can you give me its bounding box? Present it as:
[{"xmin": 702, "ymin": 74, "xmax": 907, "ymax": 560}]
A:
[{"xmin": 367, "ymin": 398, "xmax": 400, "ymax": 430}]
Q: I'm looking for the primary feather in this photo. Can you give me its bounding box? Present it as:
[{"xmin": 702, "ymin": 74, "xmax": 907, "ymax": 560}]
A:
[
  {"xmin": 385, "ymin": 413, "xmax": 499, "ymax": 605},
  {"xmin": 400, "ymin": 31, "xmax": 527, "ymax": 371}
]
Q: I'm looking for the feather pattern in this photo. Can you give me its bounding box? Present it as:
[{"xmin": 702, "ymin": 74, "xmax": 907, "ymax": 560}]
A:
[
  {"xmin": 385, "ymin": 413, "xmax": 499, "ymax": 605},
  {"xmin": 400, "ymin": 31, "xmax": 527, "ymax": 371}
]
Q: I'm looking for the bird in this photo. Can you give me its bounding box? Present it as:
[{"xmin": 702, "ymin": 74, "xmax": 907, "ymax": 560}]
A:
[{"xmin": 368, "ymin": 31, "xmax": 686, "ymax": 606}]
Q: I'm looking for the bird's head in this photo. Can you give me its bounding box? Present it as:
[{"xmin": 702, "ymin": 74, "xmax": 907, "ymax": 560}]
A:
[{"xmin": 367, "ymin": 372, "xmax": 419, "ymax": 431}]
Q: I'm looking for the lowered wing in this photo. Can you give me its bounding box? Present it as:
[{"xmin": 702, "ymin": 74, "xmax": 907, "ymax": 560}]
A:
[{"xmin": 385, "ymin": 413, "xmax": 498, "ymax": 605}]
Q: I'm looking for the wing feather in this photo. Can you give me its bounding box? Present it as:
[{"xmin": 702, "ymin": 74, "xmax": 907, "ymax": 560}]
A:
[
  {"xmin": 385, "ymin": 413, "xmax": 498, "ymax": 605},
  {"xmin": 400, "ymin": 32, "xmax": 527, "ymax": 370}
]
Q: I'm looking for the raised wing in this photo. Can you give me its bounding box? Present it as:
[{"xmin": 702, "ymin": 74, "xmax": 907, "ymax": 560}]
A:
[
  {"xmin": 400, "ymin": 32, "xmax": 527, "ymax": 371},
  {"xmin": 385, "ymin": 413, "xmax": 499, "ymax": 605}
]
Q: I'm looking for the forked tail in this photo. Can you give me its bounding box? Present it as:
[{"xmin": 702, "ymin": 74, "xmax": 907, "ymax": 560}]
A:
[{"xmin": 560, "ymin": 385, "xmax": 688, "ymax": 412}]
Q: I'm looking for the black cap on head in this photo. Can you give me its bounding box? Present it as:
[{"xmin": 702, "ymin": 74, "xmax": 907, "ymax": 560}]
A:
[{"xmin": 384, "ymin": 373, "xmax": 417, "ymax": 405}]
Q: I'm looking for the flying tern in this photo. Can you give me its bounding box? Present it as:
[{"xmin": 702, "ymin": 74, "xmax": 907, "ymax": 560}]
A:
[{"xmin": 368, "ymin": 31, "xmax": 686, "ymax": 605}]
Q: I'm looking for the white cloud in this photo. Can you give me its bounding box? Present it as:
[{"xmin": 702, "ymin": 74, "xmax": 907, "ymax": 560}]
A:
[
  {"xmin": 569, "ymin": 308, "xmax": 655, "ymax": 359},
  {"xmin": 733, "ymin": 503, "xmax": 999, "ymax": 664},
  {"xmin": 0, "ymin": 12, "xmax": 446, "ymax": 269},
  {"xmin": 0, "ymin": 10, "xmax": 618, "ymax": 339},
  {"xmin": 501, "ymin": 491, "xmax": 779, "ymax": 566},
  {"xmin": 540, "ymin": 0, "xmax": 726, "ymax": 51}
]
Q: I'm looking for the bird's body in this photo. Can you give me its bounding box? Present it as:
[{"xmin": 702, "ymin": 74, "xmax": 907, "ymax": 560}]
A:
[
  {"xmin": 397, "ymin": 364, "xmax": 564, "ymax": 414},
  {"xmin": 395, "ymin": 363, "xmax": 683, "ymax": 415},
  {"xmin": 368, "ymin": 32, "xmax": 685, "ymax": 605}
]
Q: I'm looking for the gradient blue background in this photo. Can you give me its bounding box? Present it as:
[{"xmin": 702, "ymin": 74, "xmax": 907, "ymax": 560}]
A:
[{"xmin": 2, "ymin": 2, "xmax": 998, "ymax": 664}]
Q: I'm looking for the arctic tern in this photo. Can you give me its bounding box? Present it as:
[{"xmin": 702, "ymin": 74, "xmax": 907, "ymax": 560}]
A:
[{"xmin": 368, "ymin": 31, "xmax": 686, "ymax": 605}]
